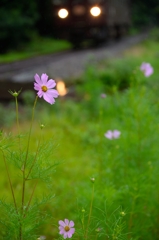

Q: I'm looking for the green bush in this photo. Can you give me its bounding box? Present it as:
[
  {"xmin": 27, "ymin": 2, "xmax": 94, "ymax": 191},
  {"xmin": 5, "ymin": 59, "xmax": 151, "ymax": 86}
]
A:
[{"xmin": 0, "ymin": 1, "xmax": 38, "ymax": 53}]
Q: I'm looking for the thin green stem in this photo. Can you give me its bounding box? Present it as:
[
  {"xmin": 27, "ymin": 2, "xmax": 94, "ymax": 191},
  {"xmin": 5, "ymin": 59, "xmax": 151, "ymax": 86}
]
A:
[
  {"xmin": 26, "ymin": 130, "xmax": 42, "ymax": 180},
  {"xmin": 84, "ymin": 183, "xmax": 95, "ymax": 239},
  {"xmin": 1, "ymin": 150, "xmax": 18, "ymax": 213},
  {"xmin": 23, "ymin": 95, "xmax": 38, "ymax": 171},
  {"xmin": 24, "ymin": 181, "xmax": 38, "ymax": 217},
  {"xmin": 21, "ymin": 96, "xmax": 38, "ymax": 239},
  {"xmin": 15, "ymin": 96, "xmax": 20, "ymax": 135}
]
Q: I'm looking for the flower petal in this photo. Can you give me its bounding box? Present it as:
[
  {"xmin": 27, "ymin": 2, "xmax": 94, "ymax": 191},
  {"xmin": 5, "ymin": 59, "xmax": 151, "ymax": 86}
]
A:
[
  {"xmin": 59, "ymin": 220, "xmax": 66, "ymax": 227},
  {"xmin": 34, "ymin": 74, "xmax": 42, "ymax": 85},
  {"xmin": 37, "ymin": 89, "xmax": 43, "ymax": 98},
  {"xmin": 67, "ymin": 232, "xmax": 73, "ymax": 238},
  {"xmin": 69, "ymin": 228, "xmax": 75, "ymax": 235},
  {"xmin": 64, "ymin": 232, "xmax": 68, "ymax": 239},
  {"xmin": 34, "ymin": 83, "xmax": 41, "ymax": 91},
  {"xmin": 64, "ymin": 219, "xmax": 69, "ymax": 225},
  {"xmin": 43, "ymin": 92, "xmax": 55, "ymax": 104},
  {"xmin": 113, "ymin": 130, "xmax": 121, "ymax": 138},
  {"xmin": 46, "ymin": 79, "xmax": 56, "ymax": 89},
  {"xmin": 59, "ymin": 228, "xmax": 65, "ymax": 234},
  {"xmin": 41, "ymin": 73, "xmax": 48, "ymax": 84},
  {"xmin": 47, "ymin": 89, "xmax": 59, "ymax": 98},
  {"xmin": 104, "ymin": 130, "xmax": 113, "ymax": 140},
  {"xmin": 69, "ymin": 221, "xmax": 74, "ymax": 228}
]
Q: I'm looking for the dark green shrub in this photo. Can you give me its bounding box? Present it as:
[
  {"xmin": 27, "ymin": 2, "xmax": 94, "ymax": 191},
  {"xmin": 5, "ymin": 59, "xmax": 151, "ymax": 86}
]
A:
[{"xmin": 0, "ymin": 1, "xmax": 38, "ymax": 53}]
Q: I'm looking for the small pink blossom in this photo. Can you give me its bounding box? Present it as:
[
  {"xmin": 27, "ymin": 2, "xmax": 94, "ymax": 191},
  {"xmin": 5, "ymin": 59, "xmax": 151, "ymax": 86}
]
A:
[
  {"xmin": 100, "ymin": 93, "xmax": 107, "ymax": 98},
  {"xmin": 59, "ymin": 219, "xmax": 75, "ymax": 239},
  {"xmin": 140, "ymin": 62, "xmax": 153, "ymax": 77},
  {"xmin": 34, "ymin": 73, "xmax": 59, "ymax": 104},
  {"xmin": 104, "ymin": 130, "xmax": 121, "ymax": 140}
]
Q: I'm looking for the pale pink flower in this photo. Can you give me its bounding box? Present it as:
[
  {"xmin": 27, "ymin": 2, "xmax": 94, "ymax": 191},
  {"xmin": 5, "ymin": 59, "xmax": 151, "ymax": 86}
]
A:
[
  {"xmin": 34, "ymin": 73, "xmax": 59, "ymax": 104},
  {"xmin": 104, "ymin": 130, "xmax": 121, "ymax": 140},
  {"xmin": 59, "ymin": 219, "xmax": 75, "ymax": 239},
  {"xmin": 140, "ymin": 62, "xmax": 153, "ymax": 77},
  {"xmin": 100, "ymin": 93, "xmax": 107, "ymax": 98}
]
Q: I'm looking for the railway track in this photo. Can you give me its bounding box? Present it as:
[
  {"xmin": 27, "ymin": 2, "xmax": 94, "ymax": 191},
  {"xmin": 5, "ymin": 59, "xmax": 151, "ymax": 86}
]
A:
[{"xmin": 0, "ymin": 31, "xmax": 150, "ymax": 100}]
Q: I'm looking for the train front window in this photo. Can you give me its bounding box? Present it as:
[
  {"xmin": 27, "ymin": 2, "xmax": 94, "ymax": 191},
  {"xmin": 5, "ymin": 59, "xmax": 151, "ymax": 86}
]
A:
[
  {"xmin": 88, "ymin": 0, "xmax": 104, "ymax": 3},
  {"xmin": 52, "ymin": 0, "xmax": 68, "ymax": 5},
  {"xmin": 72, "ymin": 0, "xmax": 85, "ymax": 4}
]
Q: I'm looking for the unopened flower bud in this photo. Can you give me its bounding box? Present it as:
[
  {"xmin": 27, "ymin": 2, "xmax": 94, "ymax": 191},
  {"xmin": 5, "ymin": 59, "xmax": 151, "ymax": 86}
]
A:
[
  {"xmin": 82, "ymin": 208, "xmax": 85, "ymax": 213},
  {"xmin": 40, "ymin": 124, "xmax": 45, "ymax": 129},
  {"xmin": 8, "ymin": 89, "xmax": 21, "ymax": 97},
  {"xmin": 120, "ymin": 211, "xmax": 126, "ymax": 216},
  {"xmin": 90, "ymin": 177, "xmax": 95, "ymax": 183}
]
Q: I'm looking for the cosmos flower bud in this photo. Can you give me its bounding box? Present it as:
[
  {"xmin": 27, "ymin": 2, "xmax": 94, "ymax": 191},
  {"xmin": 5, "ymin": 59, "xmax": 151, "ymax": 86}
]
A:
[
  {"xmin": 120, "ymin": 211, "xmax": 126, "ymax": 216},
  {"xmin": 90, "ymin": 177, "xmax": 95, "ymax": 183},
  {"xmin": 40, "ymin": 124, "xmax": 45, "ymax": 129},
  {"xmin": 82, "ymin": 208, "xmax": 85, "ymax": 213},
  {"xmin": 8, "ymin": 89, "xmax": 21, "ymax": 97}
]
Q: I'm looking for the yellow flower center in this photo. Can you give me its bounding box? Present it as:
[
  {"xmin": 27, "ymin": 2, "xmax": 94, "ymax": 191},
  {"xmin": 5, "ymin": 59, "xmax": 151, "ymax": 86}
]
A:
[
  {"xmin": 64, "ymin": 226, "xmax": 70, "ymax": 232},
  {"xmin": 41, "ymin": 86, "xmax": 48, "ymax": 92}
]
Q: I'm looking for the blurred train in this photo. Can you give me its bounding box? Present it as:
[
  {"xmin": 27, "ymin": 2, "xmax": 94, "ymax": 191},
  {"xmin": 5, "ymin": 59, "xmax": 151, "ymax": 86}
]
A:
[{"xmin": 52, "ymin": 0, "xmax": 131, "ymax": 46}]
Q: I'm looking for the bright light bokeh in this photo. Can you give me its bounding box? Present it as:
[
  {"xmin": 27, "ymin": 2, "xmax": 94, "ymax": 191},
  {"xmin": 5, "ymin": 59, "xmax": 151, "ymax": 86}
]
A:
[
  {"xmin": 56, "ymin": 80, "xmax": 67, "ymax": 96},
  {"xmin": 90, "ymin": 6, "xmax": 101, "ymax": 17},
  {"xmin": 58, "ymin": 8, "xmax": 69, "ymax": 18}
]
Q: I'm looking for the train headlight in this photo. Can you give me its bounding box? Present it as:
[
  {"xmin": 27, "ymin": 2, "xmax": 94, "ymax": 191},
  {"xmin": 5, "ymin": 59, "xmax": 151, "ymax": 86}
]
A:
[
  {"xmin": 90, "ymin": 6, "xmax": 101, "ymax": 17},
  {"xmin": 58, "ymin": 8, "xmax": 69, "ymax": 18}
]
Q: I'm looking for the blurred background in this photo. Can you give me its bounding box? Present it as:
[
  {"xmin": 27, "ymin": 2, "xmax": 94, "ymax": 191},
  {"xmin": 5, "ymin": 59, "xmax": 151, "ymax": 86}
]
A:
[{"xmin": 0, "ymin": 0, "xmax": 159, "ymax": 54}]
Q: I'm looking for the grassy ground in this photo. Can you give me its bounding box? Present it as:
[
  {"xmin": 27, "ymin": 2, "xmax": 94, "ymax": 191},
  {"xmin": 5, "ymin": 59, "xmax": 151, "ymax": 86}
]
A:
[
  {"xmin": 0, "ymin": 30, "xmax": 159, "ymax": 239},
  {"xmin": 0, "ymin": 36, "xmax": 71, "ymax": 63}
]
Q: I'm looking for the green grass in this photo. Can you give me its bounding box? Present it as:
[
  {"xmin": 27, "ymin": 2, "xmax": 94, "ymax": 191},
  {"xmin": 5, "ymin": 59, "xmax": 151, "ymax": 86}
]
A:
[
  {"xmin": 0, "ymin": 32, "xmax": 159, "ymax": 239},
  {"xmin": 0, "ymin": 36, "xmax": 71, "ymax": 63}
]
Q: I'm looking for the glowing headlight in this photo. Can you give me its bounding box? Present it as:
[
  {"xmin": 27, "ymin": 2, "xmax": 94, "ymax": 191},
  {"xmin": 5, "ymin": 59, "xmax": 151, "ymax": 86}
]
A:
[
  {"xmin": 90, "ymin": 6, "xmax": 101, "ymax": 17},
  {"xmin": 58, "ymin": 8, "xmax": 68, "ymax": 18}
]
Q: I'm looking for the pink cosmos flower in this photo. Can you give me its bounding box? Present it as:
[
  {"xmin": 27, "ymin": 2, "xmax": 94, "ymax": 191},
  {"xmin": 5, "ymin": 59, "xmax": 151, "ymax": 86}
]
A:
[
  {"xmin": 34, "ymin": 73, "xmax": 59, "ymax": 104},
  {"xmin": 100, "ymin": 93, "xmax": 107, "ymax": 98},
  {"xmin": 140, "ymin": 62, "xmax": 153, "ymax": 77},
  {"xmin": 104, "ymin": 130, "xmax": 121, "ymax": 140},
  {"xmin": 59, "ymin": 219, "xmax": 75, "ymax": 239}
]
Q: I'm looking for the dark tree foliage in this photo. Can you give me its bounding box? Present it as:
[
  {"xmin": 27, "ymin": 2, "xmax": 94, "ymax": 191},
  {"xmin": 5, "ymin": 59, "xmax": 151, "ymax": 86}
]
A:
[
  {"xmin": 36, "ymin": 0, "xmax": 54, "ymax": 36},
  {"xmin": 132, "ymin": 0, "xmax": 159, "ymax": 27},
  {"xmin": 0, "ymin": 0, "xmax": 39, "ymax": 53},
  {"xmin": 0, "ymin": 0, "xmax": 159, "ymax": 53}
]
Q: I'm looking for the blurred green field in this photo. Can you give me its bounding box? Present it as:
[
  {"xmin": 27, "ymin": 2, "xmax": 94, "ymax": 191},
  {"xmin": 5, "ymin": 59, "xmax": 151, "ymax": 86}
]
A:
[
  {"xmin": 0, "ymin": 30, "xmax": 159, "ymax": 239},
  {"xmin": 0, "ymin": 36, "xmax": 71, "ymax": 63}
]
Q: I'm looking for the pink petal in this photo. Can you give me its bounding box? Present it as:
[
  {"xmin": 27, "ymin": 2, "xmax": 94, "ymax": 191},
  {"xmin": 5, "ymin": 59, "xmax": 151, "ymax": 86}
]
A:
[
  {"xmin": 37, "ymin": 89, "xmax": 43, "ymax": 98},
  {"xmin": 59, "ymin": 220, "xmax": 66, "ymax": 227},
  {"xmin": 105, "ymin": 130, "xmax": 113, "ymax": 140},
  {"xmin": 46, "ymin": 79, "xmax": 56, "ymax": 89},
  {"xmin": 69, "ymin": 221, "xmax": 74, "ymax": 228},
  {"xmin": 34, "ymin": 74, "xmax": 42, "ymax": 85},
  {"xmin": 59, "ymin": 228, "xmax": 65, "ymax": 234},
  {"xmin": 64, "ymin": 232, "xmax": 68, "ymax": 239},
  {"xmin": 67, "ymin": 232, "xmax": 73, "ymax": 238},
  {"xmin": 43, "ymin": 92, "xmax": 55, "ymax": 104},
  {"xmin": 34, "ymin": 83, "xmax": 41, "ymax": 91},
  {"xmin": 47, "ymin": 89, "xmax": 59, "ymax": 98},
  {"xmin": 140, "ymin": 63, "xmax": 146, "ymax": 71},
  {"xmin": 64, "ymin": 219, "xmax": 69, "ymax": 225},
  {"xmin": 41, "ymin": 73, "xmax": 48, "ymax": 84},
  {"xmin": 68, "ymin": 228, "xmax": 75, "ymax": 238},
  {"xmin": 70, "ymin": 228, "xmax": 75, "ymax": 234},
  {"xmin": 113, "ymin": 130, "xmax": 121, "ymax": 138}
]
